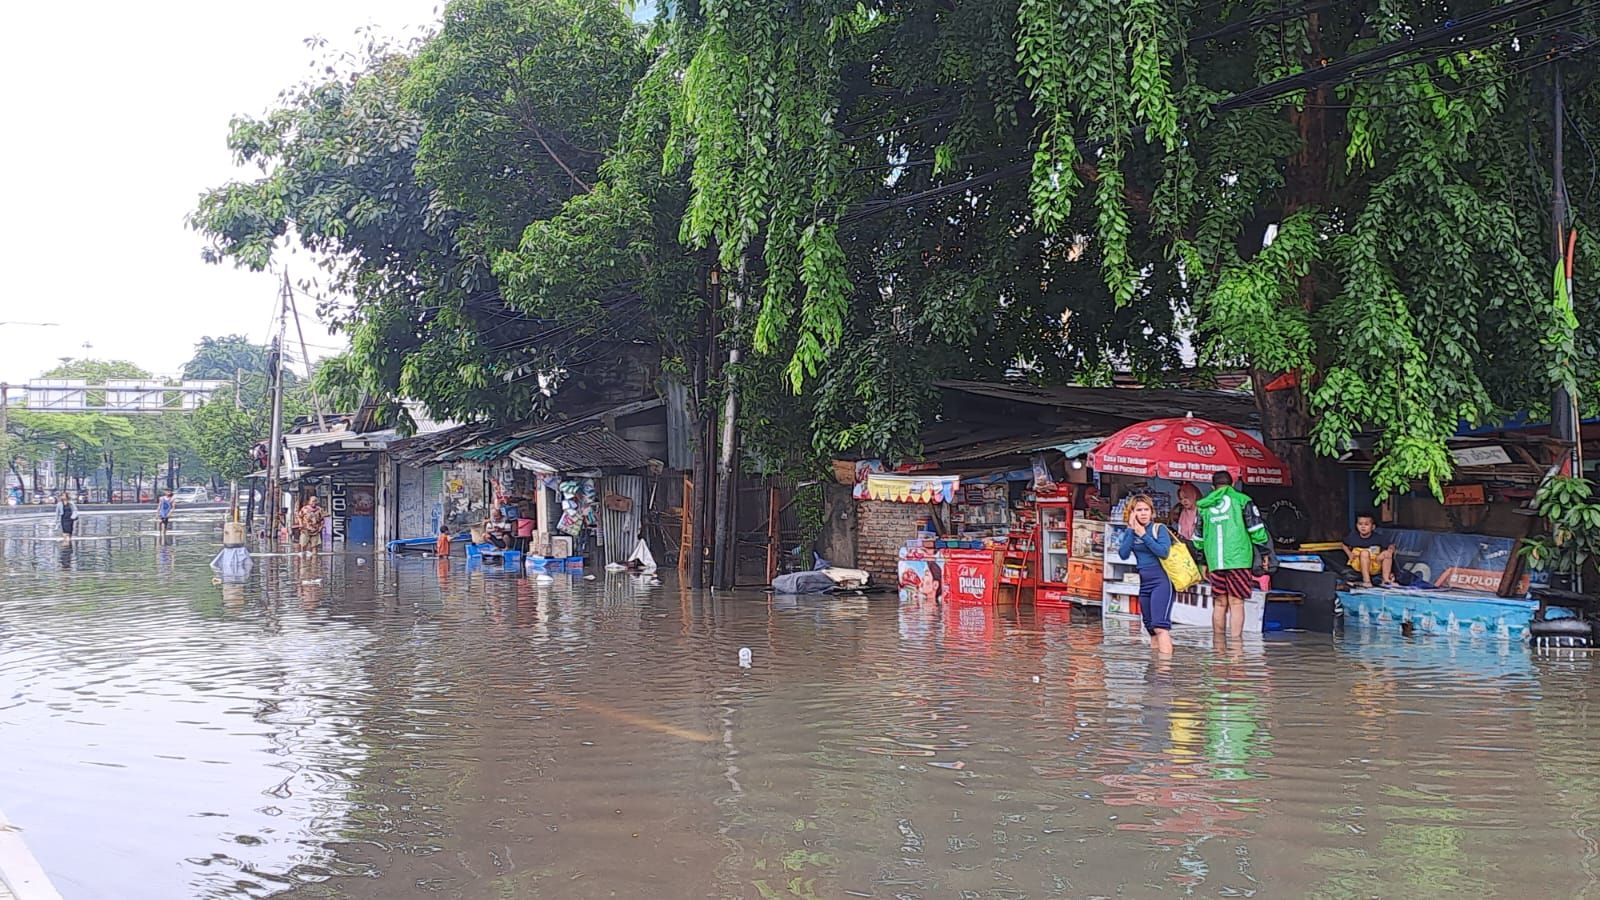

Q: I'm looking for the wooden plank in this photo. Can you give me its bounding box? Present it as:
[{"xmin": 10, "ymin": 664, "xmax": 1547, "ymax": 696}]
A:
[
  {"xmin": 765, "ymin": 484, "xmax": 781, "ymax": 583},
  {"xmin": 680, "ymin": 478, "xmax": 695, "ymax": 576}
]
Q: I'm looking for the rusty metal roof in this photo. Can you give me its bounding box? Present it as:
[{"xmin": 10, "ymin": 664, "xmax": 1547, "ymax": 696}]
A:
[
  {"xmin": 920, "ymin": 380, "xmax": 1260, "ymax": 466},
  {"xmin": 508, "ymin": 425, "xmax": 649, "ymax": 472},
  {"xmin": 934, "ymin": 380, "xmax": 1259, "ymax": 425},
  {"xmin": 386, "ymin": 398, "xmax": 662, "ymax": 470}
]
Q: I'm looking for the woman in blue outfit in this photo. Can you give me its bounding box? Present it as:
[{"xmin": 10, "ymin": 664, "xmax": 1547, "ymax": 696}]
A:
[{"xmin": 1117, "ymin": 494, "xmax": 1175, "ymax": 655}]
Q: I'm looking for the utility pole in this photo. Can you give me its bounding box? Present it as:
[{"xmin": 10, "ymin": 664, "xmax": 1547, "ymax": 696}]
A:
[
  {"xmin": 1551, "ymin": 59, "xmax": 1578, "ymax": 466},
  {"xmin": 283, "ymin": 271, "xmax": 329, "ymax": 431},
  {"xmin": 266, "ymin": 280, "xmax": 289, "ymax": 540},
  {"xmin": 1550, "ymin": 56, "xmax": 1585, "ymax": 593}
]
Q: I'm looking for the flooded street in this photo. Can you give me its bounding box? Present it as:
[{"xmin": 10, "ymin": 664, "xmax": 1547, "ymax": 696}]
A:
[{"xmin": 3, "ymin": 511, "xmax": 1599, "ymax": 899}]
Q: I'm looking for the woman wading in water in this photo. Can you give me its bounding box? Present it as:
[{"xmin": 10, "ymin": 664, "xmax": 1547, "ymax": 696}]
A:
[
  {"xmin": 1116, "ymin": 494, "xmax": 1175, "ymax": 655},
  {"xmin": 55, "ymin": 492, "xmax": 80, "ymax": 542}
]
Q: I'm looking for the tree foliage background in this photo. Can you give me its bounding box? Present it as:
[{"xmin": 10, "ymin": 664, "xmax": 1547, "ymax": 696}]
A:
[{"xmin": 193, "ymin": 0, "xmax": 1600, "ymax": 495}]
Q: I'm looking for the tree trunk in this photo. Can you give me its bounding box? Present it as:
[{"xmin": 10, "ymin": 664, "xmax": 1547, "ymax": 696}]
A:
[
  {"xmin": 1258, "ymin": 10, "xmax": 1346, "ymax": 539},
  {"xmin": 712, "ymin": 261, "xmax": 744, "ymax": 590},
  {"xmin": 1251, "ymin": 372, "xmax": 1346, "ymax": 541}
]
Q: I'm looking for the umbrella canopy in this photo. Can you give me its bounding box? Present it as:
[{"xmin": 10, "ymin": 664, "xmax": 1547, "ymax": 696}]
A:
[{"xmin": 1090, "ymin": 416, "xmax": 1291, "ymax": 486}]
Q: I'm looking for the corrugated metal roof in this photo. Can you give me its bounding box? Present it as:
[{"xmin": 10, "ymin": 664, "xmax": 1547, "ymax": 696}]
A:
[
  {"xmin": 388, "ymin": 398, "xmax": 664, "ymax": 468},
  {"xmin": 917, "ymin": 381, "xmax": 1259, "ymax": 466},
  {"xmin": 508, "ymin": 425, "xmax": 649, "ymax": 472},
  {"xmin": 283, "ymin": 429, "xmax": 353, "ymax": 450},
  {"xmin": 935, "ymin": 380, "xmax": 1259, "ymax": 425}
]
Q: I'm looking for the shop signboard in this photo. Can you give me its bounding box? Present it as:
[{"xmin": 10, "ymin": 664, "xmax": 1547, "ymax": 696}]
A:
[
  {"xmin": 940, "ymin": 549, "xmax": 994, "ymax": 604},
  {"xmin": 330, "ymin": 484, "xmax": 348, "ymax": 542},
  {"xmin": 1449, "ymin": 445, "xmax": 1511, "ymax": 467}
]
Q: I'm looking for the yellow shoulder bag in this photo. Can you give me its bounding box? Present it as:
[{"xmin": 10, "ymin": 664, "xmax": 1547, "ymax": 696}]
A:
[{"xmin": 1156, "ymin": 524, "xmax": 1202, "ymax": 591}]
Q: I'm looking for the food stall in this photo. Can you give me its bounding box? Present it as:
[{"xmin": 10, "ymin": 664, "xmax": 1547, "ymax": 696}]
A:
[{"xmin": 871, "ymin": 467, "xmax": 1093, "ymax": 607}]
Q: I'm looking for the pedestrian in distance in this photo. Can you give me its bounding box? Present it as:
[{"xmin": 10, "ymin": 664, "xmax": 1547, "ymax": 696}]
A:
[
  {"xmin": 55, "ymin": 492, "xmax": 80, "ymax": 542},
  {"xmin": 156, "ymin": 489, "xmax": 174, "ymax": 531},
  {"xmin": 1195, "ymin": 470, "xmax": 1271, "ymax": 639},
  {"xmin": 1117, "ymin": 494, "xmax": 1175, "ymax": 655}
]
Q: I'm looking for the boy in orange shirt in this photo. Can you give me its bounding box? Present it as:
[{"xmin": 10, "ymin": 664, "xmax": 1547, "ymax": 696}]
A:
[{"xmin": 435, "ymin": 526, "xmax": 452, "ymax": 557}]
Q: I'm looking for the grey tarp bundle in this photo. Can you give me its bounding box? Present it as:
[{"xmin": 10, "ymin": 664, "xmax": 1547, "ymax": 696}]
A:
[
  {"xmin": 770, "ymin": 570, "xmax": 840, "ymax": 594},
  {"xmin": 210, "ymin": 547, "xmax": 253, "ymax": 580}
]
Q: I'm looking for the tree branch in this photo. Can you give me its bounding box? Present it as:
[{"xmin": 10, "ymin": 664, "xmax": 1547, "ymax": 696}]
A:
[{"xmin": 530, "ymin": 123, "xmax": 593, "ymax": 194}]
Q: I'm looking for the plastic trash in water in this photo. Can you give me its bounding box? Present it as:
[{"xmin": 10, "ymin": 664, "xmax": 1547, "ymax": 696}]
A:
[
  {"xmin": 535, "ymin": 573, "xmax": 555, "ymax": 584},
  {"xmin": 583, "ymin": 574, "xmax": 597, "ymax": 581},
  {"xmin": 356, "ymin": 558, "xmax": 367, "ymax": 566},
  {"xmin": 209, "ymin": 546, "xmax": 253, "ymax": 580},
  {"xmin": 738, "ymin": 648, "xmax": 752, "ymax": 668},
  {"xmin": 627, "ymin": 539, "xmax": 658, "ymax": 573},
  {"xmin": 1031, "ymin": 675, "xmax": 1041, "ymax": 683}
]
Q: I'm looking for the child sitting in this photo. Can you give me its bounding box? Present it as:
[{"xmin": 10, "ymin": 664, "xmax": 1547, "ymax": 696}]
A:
[{"xmin": 1343, "ymin": 513, "xmax": 1397, "ymax": 588}]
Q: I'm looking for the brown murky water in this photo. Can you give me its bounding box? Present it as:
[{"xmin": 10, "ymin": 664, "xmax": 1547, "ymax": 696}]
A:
[{"xmin": 2, "ymin": 510, "xmax": 1599, "ymax": 899}]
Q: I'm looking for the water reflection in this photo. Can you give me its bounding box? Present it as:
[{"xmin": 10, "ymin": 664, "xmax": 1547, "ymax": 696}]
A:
[{"xmin": 1, "ymin": 511, "xmax": 1598, "ymax": 898}]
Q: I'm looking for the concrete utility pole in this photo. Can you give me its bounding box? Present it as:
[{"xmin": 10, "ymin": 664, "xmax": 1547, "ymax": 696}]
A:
[{"xmin": 266, "ymin": 278, "xmax": 289, "ymax": 539}]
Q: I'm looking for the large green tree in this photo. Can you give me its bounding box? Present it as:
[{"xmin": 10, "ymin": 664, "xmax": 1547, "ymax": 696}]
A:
[
  {"xmin": 191, "ymin": 0, "xmax": 664, "ymax": 429},
  {"xmin": 195, "ymin": 0, "xmax": 1600, "ymax": 513},
  {"xmin": 181, "ymin": 338, "xmax": 312, "ymax": 482},
  {"xmin": 663, "ymin": 0, "xmax": 1600, "ymax": 505}
]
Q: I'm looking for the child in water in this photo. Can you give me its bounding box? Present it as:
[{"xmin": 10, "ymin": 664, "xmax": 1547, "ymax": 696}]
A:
[{"xmin": 435, "ymin": 526, "xmax": 452, "ymax": 557}]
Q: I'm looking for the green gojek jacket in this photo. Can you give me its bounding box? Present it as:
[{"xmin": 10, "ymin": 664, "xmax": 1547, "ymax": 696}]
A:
[{"xmin": 1194, "ymin": 486, "xmax": 1270, "ymax": 572}]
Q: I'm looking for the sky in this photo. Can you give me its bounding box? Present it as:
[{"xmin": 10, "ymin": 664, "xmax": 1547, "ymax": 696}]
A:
[{"xmin": 0, "ymin": 1, "xmax": 444, "ymax": 385}]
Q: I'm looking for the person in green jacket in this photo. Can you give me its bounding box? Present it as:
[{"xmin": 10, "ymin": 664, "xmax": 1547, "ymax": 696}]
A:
[{"xmin": 1194, "ymin": 471, "xmax": 1271, "ymax": 638}]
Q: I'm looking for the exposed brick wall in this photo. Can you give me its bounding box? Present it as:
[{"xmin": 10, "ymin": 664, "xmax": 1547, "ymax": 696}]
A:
[{"xmin": 855, "ymin": 500, "xmax": 931, "ymax": 585}]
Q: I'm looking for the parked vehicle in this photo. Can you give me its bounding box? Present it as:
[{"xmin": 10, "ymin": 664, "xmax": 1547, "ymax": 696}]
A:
[{"xmin": 173, "ymin": 486, "xmax": 208, "ymax": 504}]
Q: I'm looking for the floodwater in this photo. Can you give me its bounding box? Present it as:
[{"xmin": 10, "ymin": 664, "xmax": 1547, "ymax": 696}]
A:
[{"xmin": 2, "ymin": 511, "xmax": 1599, "ymax": 899}]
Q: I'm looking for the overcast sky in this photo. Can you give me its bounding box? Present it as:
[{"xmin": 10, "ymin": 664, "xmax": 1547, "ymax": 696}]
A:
[{"xmin": 0, "ymin": 1, "xmax": 443, "ymax": 385}]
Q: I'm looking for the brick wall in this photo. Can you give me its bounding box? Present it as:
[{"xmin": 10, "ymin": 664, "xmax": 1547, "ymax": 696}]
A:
[{"xmin": 855, "ymin": 500, "xmax": 931, "ymax": 585}]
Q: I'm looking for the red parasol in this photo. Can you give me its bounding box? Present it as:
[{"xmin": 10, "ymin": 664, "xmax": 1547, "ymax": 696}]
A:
[{"xmin": 1089, "ymin": 415, "xmax": 1292, "ymax": 486}]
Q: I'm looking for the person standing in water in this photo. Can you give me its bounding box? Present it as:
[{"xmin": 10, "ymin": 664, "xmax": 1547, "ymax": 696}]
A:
[
  {"xmin": 1117, "ymin": 494, "xmax": 1175, "ymax": 655},
  {"xmin": 156, "ymin": 489, "xmax": 174, "ymax": 531},
  {"xmin": 295, "ymin": 496, "xmax": 327, "ymax": 554},
  {"xmin": 1195, "ymin": 471, "xmax": 1271, "ymax": 639},
  {"xmin": 55, "ymin": 492, "xmax": 80, "ymax": 541}
]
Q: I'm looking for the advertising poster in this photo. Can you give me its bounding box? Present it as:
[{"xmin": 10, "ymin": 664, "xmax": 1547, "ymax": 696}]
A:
[
  {"xmin": 897, "ymin": 558, "xmax": 941, "ymax": 604},
  {"xmin": 1389, "ymin": 529, "xmax": 1532, "ymax": 594},
  {"xmin": 941, "ymin": 551, "xmax": 993, "ymax": 604}
]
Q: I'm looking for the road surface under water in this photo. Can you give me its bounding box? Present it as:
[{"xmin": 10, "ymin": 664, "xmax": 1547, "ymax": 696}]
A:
[{"xmin": 2, "ymin": 511, "xmax": 1598, "ymax": 899}]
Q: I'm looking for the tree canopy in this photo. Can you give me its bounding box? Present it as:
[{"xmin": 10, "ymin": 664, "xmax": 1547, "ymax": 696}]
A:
[{"xmin": 193, "ymin": 0, "xmax": 1600, "ymax": 495}]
